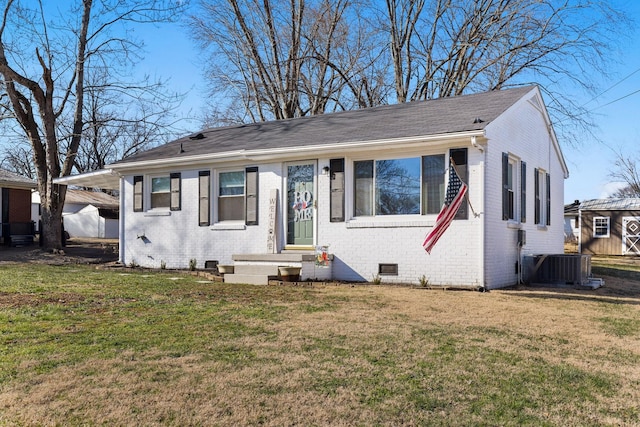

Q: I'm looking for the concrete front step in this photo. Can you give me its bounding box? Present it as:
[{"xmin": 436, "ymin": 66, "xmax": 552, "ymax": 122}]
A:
[
  {"xmin": 223, "ymin": 273, "xmax": 276, "ymax": 285},
  {"xmin": 224, "ymin": 264, "xmax": 299, "ymax": 285},
  {"xmin": 234, "ymin": 264, "xmax": 281, "ymax": 276},
  {"xmin": 224, "ymin": 251, "xmax": 334, "ymax": 285}
]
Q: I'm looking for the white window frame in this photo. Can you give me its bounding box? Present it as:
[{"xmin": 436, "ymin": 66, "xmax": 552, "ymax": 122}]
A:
[
  {"xmin": 507, "ymin": 157, "xmax": 517, "ymax": 221},
  {"xmin": 593, "ymin": 216, "xmax": 610, "ymax": 238},
  {"xmin": 535, "ymin": 168, "xmax": 549, "ymax": 227},
  {"xmin": 216, "ymin": 169, "xmax": 246, "ymax": 223},
  {"xmin": 149, "ymin": 174, "xmax": 171, "ymax": 210},
  {"xmin": 352, "ymin": 154, "xmax": 445, "ymax": 218},
  {"xmin": 503, "ymin": 153, "xmax": 521, "ymax": 223}
]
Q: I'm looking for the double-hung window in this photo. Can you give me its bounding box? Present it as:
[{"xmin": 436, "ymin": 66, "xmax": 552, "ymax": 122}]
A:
[
  {"xmin": 216, "ymin": 167, "xmax": 258, "ymax": 224},
  {"xmin": 218, "ymin": 171, "xmax": 245, "ymax": 221},
  {"xmin": 534, "ymin": 168, "xmax": 551, "ymax": 226},
  {"xmin": 141, "ymin": 173, "xmax": 180, "ymax": 211},
  {"xmin": 151, "ymin": 176, "xmax": 170, "ymax": 209},
  {"xmin": 593, "ymin": 216, "xmax": 610, "ymax": 238},
  {"xmin": 502, "ymin": 153, "xmax": 526, "ymax": 222}
]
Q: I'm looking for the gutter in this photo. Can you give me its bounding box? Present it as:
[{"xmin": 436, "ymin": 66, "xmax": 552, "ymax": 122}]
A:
[{"xmin": 109, "ymin": 130, "xmax": 487, "ymax": 173}]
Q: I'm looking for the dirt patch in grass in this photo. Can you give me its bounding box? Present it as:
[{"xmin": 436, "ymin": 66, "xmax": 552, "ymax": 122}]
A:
[
  {"xmin": 0, "ymin": 237, "xmax": 118, "ymax": 265},
  {"xmin": 0, "ymin": 291, "xmax": 86, "ymax": 308}
]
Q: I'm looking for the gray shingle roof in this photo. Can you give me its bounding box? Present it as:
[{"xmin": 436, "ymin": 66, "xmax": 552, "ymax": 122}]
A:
[
  {"xmin": 66, "ymin": 189, "xmax": 119, "ymax": 209},
  {"xmin": 0, "ymin": 168, "xmax": 36, "ymax": 189},
  {"xmin": 115, "ymin": 85, "xmax": 536, "ymax": 165},
  {"xmin": 580, "ymin": 198, "xmax": 640, "ymax": 211}
]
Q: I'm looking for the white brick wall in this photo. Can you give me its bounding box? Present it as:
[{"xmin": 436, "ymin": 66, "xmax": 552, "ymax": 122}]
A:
[
  {"xmin": 482, "ymin": 92, "xmax": 566, "ymax": 289},
  {"xmin": 122, "ymin": 157, "xmax": 484, "ymax": 286}
]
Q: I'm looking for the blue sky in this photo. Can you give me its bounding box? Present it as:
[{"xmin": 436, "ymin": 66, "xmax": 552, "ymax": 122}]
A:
[{"xmin": 135, "ymin": 3, "xmax": 640, "ymax": 205}]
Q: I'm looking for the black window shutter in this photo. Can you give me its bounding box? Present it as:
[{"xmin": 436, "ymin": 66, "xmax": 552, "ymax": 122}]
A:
[
  {"xmin": 534, "ymin": 168, "xmax": 540, "ymax": 224},
  {"xmin": 451, "ymin": 148, "xmax": 468, "ymax": 220},
  {"xmin": 170, "ymin": 173, "xmax": 181, "ymax": 211},
  {"xmin": 245, "ymin": 167, "xmax": 259, "ymax": 225},
  {"xmin": 198, "ymin": 171, "xmax": 210, "ymax": 226},
  {"xmin": 520, "ymin": 161, "xmax": 526, "ymax": 223},
  {"xmin": 133, "ymin": 176, "xmax": 143, "ymax": 212},
  {"xmin": 330, "ymin": 158, "xmax": 345, "ymax": 222},
  {"xmin": 546, "ymin": 172, "xmax": 551, "ymax": 226},
  {"xmin": 502, "ymin": 152, "xmax": 509, "ymax": 220}
]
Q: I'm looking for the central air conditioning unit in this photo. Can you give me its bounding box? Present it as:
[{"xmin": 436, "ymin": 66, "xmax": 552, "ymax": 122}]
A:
[{"xmin": 523, "ymin": 254, "xmax": 592, "ymax": 286}]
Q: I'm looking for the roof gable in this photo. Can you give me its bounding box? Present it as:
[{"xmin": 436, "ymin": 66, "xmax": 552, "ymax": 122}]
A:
[{"xmin": 114, "ymin": 86, "xmax": 537, "ymax": 166}]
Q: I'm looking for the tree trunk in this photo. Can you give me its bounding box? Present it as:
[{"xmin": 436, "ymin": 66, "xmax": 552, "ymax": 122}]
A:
[{"xmin": 39, "ymin": 186, "xmax": 65, "ymax": 249}]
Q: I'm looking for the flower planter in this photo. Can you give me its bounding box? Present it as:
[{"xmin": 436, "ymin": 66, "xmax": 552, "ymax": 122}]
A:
[
  {"xmin": 217, "ymin": 265, "xmax": 234, "ymax": 275},
  {"xmin": 278, "ymin": 266, "xmax": 301, "ymax": 282}
]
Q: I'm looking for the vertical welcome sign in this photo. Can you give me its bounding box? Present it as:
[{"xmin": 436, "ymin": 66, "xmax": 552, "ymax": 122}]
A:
[{"xmin": 267, "ymin": 189, "xmax": 278, "ymax": 253}]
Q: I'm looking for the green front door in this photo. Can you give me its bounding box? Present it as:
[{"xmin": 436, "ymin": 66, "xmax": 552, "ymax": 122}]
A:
[{"xmin": 287, "ymin": 162, "xmax": 315, "ymax": 246}]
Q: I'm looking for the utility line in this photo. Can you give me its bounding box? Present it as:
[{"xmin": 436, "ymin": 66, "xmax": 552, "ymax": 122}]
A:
[
  {"xmin": 590, "ymin": 87, "xmax": 640, "ymax": 111},
  {"xmin": 583, "ymin": 65, "xmax": 640, "ymax": 107}
]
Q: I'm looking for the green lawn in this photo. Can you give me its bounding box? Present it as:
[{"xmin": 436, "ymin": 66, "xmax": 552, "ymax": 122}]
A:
[{"xmin": 1, "ymin": 264, "xmax": 639, "ymax": 426}]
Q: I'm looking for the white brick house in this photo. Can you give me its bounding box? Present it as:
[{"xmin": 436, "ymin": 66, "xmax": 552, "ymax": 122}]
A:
[{"xmin": 57, "ymin": 86, "xmax": 568, "ymax": 290}]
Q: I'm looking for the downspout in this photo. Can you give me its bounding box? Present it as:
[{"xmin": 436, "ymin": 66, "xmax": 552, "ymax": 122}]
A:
[
  {"xmin": 479, "ymin": 154, "xmax": 486, "ymax": 290},
  {"xmin": 119, "ymin": 176, "xmax": 125, "ymax": 264},
  {"xmin": 471, "ymin": 135, "xmax": 483, "ymax": 152}
]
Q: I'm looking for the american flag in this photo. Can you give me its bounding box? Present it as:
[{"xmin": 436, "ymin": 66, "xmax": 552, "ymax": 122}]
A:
[{"xmin": 422, "ymin": 162, "xmax": 468, "ymax": 254}]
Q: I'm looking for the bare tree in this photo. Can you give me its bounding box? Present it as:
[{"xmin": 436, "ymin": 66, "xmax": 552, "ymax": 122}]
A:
[
  {"xmin": 610, "ymin": 151, "xmax": 640, "ymax": 198},
  {"xmin": 381, "ymin": 0, "xmax": 627, "ymax": 100},
  {"xmin": 0, "ymin": 144, "xmax": 35, "ymax": 178},
  {"xmin": 190, "ymin": 0, "xmax": 382, "ymax": 123},
  {"xmin": 194, "ymin": 0, "xmax": 629, "ymax": 144},
  {"xmin": 382, "ymin": 0, "xmax": 427, "ymax": 103},
  {"xmin": 0, "ymin": 0, "xmax": 185, "ymax": 250},
  {"xmin": 63, "ymin": 70, "xmax": 182, "ymax": 175},
  {"xmin": 379, "ymin": 0, "xmax": 629, "ymax": 144}
]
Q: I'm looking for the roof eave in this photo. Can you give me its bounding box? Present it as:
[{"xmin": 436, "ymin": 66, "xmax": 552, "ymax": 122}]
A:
[
  {"xmin": 0, "ymin": 180, "xmax": 37, "ymax": 190},
  {"xmin": 53, "ymin": 169, "xmax": 121, "ymax": 190},
  {"xmin": 109, "ymin": 130, "xmax": 487, "ymax": 173}
]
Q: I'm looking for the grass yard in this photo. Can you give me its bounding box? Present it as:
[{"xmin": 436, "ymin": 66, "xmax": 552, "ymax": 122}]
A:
[{"xmin": 1, "ymin": 263, "xmax": 640, "ymax": 426}]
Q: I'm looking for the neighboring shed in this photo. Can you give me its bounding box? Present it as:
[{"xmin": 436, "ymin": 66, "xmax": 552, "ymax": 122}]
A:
[
  {"xmin": 63, "ymin": 190, "xmax": 119, "ymax": 238},
  {"xmin": 564, "ymin": 200, "xmax": 580, "ymax": 242},
  {"xmin": 0, "ymin": 168, "xmax": 37, "ymax": 246},
  {"xmin": 579, "ymin": 198, "xmax": 640, "ymax": 255},
  {"xmin": 33, "ymin": 189, "xmax": 119, "ymax": 239}
]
